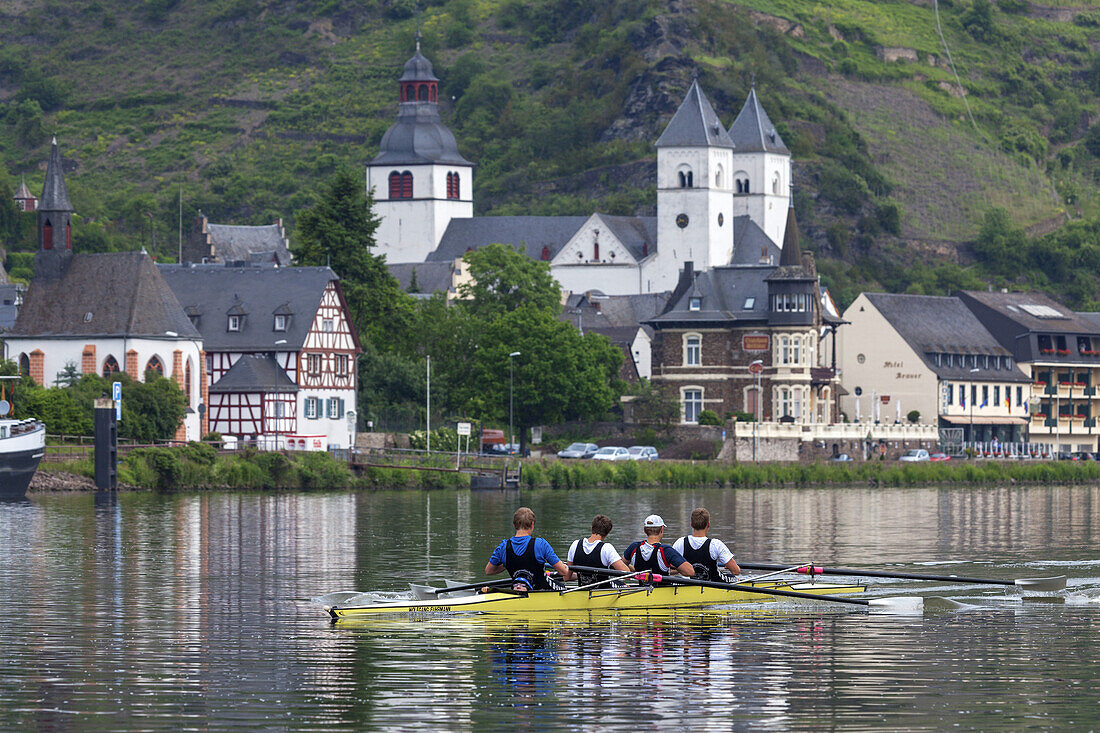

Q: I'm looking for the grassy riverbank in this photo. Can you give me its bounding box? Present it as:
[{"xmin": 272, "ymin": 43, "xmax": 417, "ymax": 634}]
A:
[{"xmin": 37, "ymin": 444, "xmax": 1100, "ymax": 491}]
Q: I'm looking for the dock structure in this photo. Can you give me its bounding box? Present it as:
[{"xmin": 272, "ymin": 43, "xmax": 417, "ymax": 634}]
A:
[{"xmin": 346, "ymin": 446, "xmax": 521, "ymax": 488}]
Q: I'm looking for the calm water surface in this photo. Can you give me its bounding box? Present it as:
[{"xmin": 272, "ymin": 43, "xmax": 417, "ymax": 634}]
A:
[{"xmin": 1, "ymin": 485, "xmax": 1099, "ymax": 731}]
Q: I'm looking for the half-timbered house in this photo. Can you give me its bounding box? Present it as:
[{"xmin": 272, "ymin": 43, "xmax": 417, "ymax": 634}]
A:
[{"xmin": 160, "ymin": 264, "xmax": 360, "ymax": 449}]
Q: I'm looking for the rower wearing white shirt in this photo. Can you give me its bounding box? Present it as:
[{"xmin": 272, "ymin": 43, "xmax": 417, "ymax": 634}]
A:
[
  {"xmin": 567, "ymin": 514, "xmax": 631, "ymax": 586},
  {"xmin": 673, "ymin": 508, "xmax": 741, "ymax": 582}
]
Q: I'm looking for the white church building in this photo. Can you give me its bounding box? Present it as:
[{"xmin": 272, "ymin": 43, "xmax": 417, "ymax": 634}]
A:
[{"xmin": 369, "ymin": 46, "xmax": 793, "ymax": 296}]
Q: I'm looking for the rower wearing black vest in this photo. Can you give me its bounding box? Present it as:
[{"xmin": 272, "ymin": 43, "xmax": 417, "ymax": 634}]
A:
[
  {"xmin": 672, "ymin": 508, "xmax": 741, "ymax": 582},
  {"xmin": 566, "ymin": 514, "xmax": 631, "ymax": 585},
  {"xmin": 485, "ymin": 507, "xmax": 574, "ymax": 591},
  {"xmin": 623, "ymin": 514, "xmax": 694, "ymax": 578}
]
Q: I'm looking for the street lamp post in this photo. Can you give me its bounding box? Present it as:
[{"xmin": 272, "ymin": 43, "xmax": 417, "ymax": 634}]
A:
[
  {"xmin": 969, "ymin": 367, "xmax": 979, "ymax": 453},
  {"xmin": 749, "ymin": 360, "xmax": 763, "ymax": 463},
  {"xmin": 509, "ymin": 351, "xmax": 520, "ymax": 455},
  {"xmin": 426, "ymin": 355, "xmax": 431, "ymax": 453},
  {"xmin": 273, "ymin": 339, "xmax": 287, "ymax": 450}
]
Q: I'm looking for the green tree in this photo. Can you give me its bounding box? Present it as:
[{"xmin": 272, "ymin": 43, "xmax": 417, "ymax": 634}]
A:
[
  {"xmin": 292, "ymin": 167, "xmax": 415, "ymax": 349},
  {"xmin": 458, "ymin": 243, "xmax": 562, "ymax": 318},
  {"xmin": 630, "ymin": 379, "xmax": 678, "ymax": 433},
  {"xmin": 459, "ymin": 304, "xmax": 622, "ymax": 451},
  {"xmin": 974, "ymin": 208, "xmax": 1026, "ymax": 273}
]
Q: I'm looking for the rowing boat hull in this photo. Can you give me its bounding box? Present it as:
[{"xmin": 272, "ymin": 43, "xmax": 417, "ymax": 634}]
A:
[{"xmin": 327, "ymin": 581, "xmax": 866, "ymax": 619}]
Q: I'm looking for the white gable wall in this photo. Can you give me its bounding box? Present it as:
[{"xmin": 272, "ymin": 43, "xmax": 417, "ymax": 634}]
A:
[{"xmin": 367, "ymin": 162, "xmax": 474, "ymax": 264}]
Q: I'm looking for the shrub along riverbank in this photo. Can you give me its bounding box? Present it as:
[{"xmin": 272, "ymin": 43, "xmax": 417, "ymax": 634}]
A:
[{"xmin": 36, "ymin": 443, "xmax": 1100, "ymax": 491}]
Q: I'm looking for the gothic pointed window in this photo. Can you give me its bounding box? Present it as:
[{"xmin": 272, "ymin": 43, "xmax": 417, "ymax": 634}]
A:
[
  {"xmin": 594, "ymin": 241, "xmax": 600, "ymax": 261},
  {"xmin": 18, "ymin": 353, "xmax": 29, "ymax": 377},
  {"xmin": 146, "ymin": 355, "xmax": 164, "ymax": 377},
  {"xmin": 66, "ymin": 221, "xmax": 72, "ymax": 250},
  {"xmin": 43, "ymin": 219, "xmax": 53, "ymax": 250},
  {"xmin": 102, "ymin": 355, "xmax": 119, "ymax": 378}
]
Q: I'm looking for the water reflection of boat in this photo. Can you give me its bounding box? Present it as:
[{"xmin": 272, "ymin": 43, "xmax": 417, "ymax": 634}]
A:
[
  {"xmin": 0, "ymin": 418, "xmax": 45, "ymax": 499},
  {"xmin": 324, "ymin": 580, "xmax": 865, "ymax": 620}
]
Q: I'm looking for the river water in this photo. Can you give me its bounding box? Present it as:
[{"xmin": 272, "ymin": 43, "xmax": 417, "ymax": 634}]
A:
[{"xmin": 1, "ymin": 485, "xmax": 1098, "ymax": 731}]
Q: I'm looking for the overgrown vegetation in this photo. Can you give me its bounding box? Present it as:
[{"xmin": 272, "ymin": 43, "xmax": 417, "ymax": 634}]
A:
[{"xmin": 118, "ymin": 443, "xmax": 358, "ymax": 489}]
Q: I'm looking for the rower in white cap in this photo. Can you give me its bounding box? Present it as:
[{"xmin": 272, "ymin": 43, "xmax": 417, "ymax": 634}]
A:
[{"xmin": 623, "ymin": 514, "xmax": 695, "ymax": 578}]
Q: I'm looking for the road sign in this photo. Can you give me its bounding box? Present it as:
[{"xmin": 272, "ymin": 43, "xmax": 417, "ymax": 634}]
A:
[
  {"xmin": 748, "ymin": 361, "xmax": 764, "ymax": 375},
  {"xmin": 112, "ymin": 382, "xmax": 122, "ymax": 402},
  {"xmin": 457, "ymin": 422, "xmax": 472, "ymax": 436}
]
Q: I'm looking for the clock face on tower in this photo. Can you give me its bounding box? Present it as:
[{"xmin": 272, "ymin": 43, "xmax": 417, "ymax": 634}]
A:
[{"xmin": 676, "ymin": 213, "xmax": 689, "ymax": 229}]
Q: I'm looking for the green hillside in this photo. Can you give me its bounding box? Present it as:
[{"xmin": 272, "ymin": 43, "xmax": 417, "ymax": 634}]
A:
[{"xmin": 3, "ymin": 0, "xmax": 1100, "ymax": 306}]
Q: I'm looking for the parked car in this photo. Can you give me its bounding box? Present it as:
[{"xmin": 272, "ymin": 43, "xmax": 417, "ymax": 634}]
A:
[
  {"xmin": 899, "ymin": 449, "xmax": 930, "ymax": 462},
  {"xmin": 627, "ymin": 446, "xmax": 659, "ymax": 461},
  {"xmin": 830, "ymin": 453, "xmax": 853, "ymax": 462},
  {"xmin": 557, "ymin": 442, "xmax": 599, "ymax": 459},
  {"xmin": 592, "ymin": 446, "xmax": 631, "ymax": 461},
  {"xmin": 1073, "ymin": 451, "xmax": 1097, "ymax": 461},
  {"xmin": 929, "ymin": 453, "xmax": 951, "ymax": 462},
  {"xmin": 1058, "ymin": 452, "xmax": 1080, "ymax": 461}
]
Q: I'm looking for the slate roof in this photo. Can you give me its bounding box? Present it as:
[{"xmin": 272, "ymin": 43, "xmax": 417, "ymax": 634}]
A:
[
  {"xmin": 428, "ymin": 216, "xmax": 589, "ymax": 262},
  {"xmin": 563, "ymin": 292, "xmax": 671, "ymax": 331},
  {"xmin": 655, "ymin": 80, "xmax": 735, "ymax": 149},
  {"xmin": 40, "ymin": 138, "xmax": 72, "ymax": 212},
  {"xmin": 159, "ymin": 265, "xmax": 339, "ymax": 351},
  {"xmin": 958, "ymin": 290, "xmax": 1100, "ymax": 335},
  {"xmin": 14, "ymin": 176, "xmax": 34, "ymax": 201},
  {"xmin": 399, "ymin": 49, "xmax": 439, "ymax": 82},
  {"xmin": 594, "ymin": 215, "xmax": 658, "ymax": 261},
  {"xmin": 209, "ymin": 354, "xmax": 298, "ymax": 393},
  {"xmin": 767, "ymin": 206, "xmax": 814, "ymax": 281},
  {"xmin": 388, "ymin": 261, "xmax": 455, "ymax": 294},
  {"xmin": 864, "ymin": 293, "xmax": 1029, "ymax": 382},
  {"xmin": 731, "ymin": 216, "xmax": 780, "ymax": 265},
  {"xmin": 206, "ymin": 223, "xmax": 291, "ymax": 266},
  {"xmin": 0, "ymin": 284, "xmax": 22, "ymax": 332},
  {"xmin": 9, "ymin": 252, "xmax": 199, "ymax": 339},
  {"xmin": 728, "ymin": 87, "xmax": 790, "ymax": 155},
  {"xmin": 648, "ymin": 266, "xmax": 772, "ymax": 327}
]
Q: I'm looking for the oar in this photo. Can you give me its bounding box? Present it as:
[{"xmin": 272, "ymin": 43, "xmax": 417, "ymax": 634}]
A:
[
  {"xmin": 409, "ymin": 577, "xmax": 516, "ymax": 601},
  {"xmin": 738, "ymin": 562, "xmax": 1066, "ymax": 592},
  {"xmin": 568, "ymin": 564, "xmax": 924, "ymax": 612}
]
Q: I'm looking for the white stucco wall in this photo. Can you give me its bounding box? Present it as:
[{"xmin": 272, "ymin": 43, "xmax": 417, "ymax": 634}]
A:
[{"xmin": 367, "ymin": 162, "xmax": 474, "ymax": 264}]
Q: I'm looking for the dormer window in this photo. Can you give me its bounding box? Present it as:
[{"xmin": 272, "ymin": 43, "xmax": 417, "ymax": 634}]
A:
[
  {"xmin": 274, "ymin": 315, "xmax": 287, "ymax": 331},
  {"xmin": 689, "ymin": 297, "xmax": 702, "ymax": 311},
  {"xmin": 228, "ymin": 315, "xmax": 240, "ymax": 332},
  {"xmin": 743, "ymin": 297, "xmax": 755, "ymax": 310}
]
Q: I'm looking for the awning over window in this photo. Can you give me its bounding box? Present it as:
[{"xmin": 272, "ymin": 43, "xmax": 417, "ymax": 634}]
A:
[{"xmin": 940, "ymin": 415, "xmax": 1029, "ymax": 425}]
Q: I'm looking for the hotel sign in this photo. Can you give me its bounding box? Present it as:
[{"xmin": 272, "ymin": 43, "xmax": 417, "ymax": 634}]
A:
[{"xmin": 742, "ymin": 334, "xmax": 770, "ymax": 353}]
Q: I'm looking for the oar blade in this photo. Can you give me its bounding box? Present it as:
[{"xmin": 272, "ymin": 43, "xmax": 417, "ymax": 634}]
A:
[
  {"xmin": 311, "ymin": 591, "xmax": 367, "ymax": 608},
  {"xmin": 408, "ymin": 583, "xmax": 437, "ymax": 601},
  {"xmin": 867, "ymin": 596, "xmax": 925, "ymax": 614},
  {"xmin": 1014, "ymin": 575, "xmax": 1066, "ymax": 592},
  {"xmin": 443, "ymin": 579, "xmax": 478, "ymax": 597}
]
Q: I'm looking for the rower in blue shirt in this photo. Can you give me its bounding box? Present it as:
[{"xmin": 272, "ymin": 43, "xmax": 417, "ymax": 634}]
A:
[
  {"xmin": 623, "ymin": 514, "xmax": 695, "ymax": 579},
  {"xmin": 486, "ymin": 507, "xmax": 574, "ymax": 591}
]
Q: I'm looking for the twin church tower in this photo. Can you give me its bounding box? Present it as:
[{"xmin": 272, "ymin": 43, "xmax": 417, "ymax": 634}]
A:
[{"xmin": 367, "ymin": 43, "xmax": 791, "ymax": 293}]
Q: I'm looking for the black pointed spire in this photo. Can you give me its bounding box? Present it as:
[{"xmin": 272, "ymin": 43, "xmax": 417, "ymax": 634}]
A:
[
  {"xmin": 40, "ymin": 137, "xmax": 73, "ymax": 213},
  {"xmin": 779, "ymin": 204, "xmax": 802, "ymax": 267}
]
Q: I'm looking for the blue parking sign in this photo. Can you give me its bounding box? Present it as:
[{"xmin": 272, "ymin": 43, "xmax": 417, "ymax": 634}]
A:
[{"xmin": 112, "ymin": 382, "xmax": 121, "ymax": 402}]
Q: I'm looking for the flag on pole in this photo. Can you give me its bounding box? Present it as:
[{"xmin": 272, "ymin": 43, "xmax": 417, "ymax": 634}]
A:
[
  {"xmin": 1005, "ymin": 392, "xmax": 1011, "ymax": 413},
  {"xmin": 960, "ymin": 390, "xmax": 966, "ymax": 409}
]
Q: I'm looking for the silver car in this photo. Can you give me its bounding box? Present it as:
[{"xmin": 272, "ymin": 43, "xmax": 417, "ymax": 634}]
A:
[
  {"xmin": 627, "ymin": 446, "xmax": 659, "ymax": 461},
  {"xmin": 592, "ymin": 446, "xmax": 631, "ymax": 461},
  {"xmin": 557, "ymin": 442, "xmax": 599, "ymax": 459}
]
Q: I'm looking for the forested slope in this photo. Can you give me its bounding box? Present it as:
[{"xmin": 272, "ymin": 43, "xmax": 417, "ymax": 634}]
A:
[{"xmin": 3, "ymin": 0, "xmax": 1100, "ymax": 306}]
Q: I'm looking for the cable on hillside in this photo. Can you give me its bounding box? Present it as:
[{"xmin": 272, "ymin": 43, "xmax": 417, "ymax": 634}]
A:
[{"xmin": 933, "ymin": 0, "xmax": 985, "ymax": 140}]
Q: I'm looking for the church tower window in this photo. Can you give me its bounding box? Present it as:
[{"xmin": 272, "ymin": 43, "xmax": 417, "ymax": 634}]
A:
[
  {"xmin": 102, "ymin": 355, "xmax": 119, "ymax": 377},
  {"xmin": 389, "ymin": 171, "xmax": 414, "ymax": 199},
  {"xmin": 42, "ymin": 219, "xmax": 53, "ymax": 250}
]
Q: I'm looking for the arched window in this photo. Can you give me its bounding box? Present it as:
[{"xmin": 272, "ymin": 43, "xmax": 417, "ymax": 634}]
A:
[
  {"xmin": 417, "ymin": 83, "xmax": 428, "ymax": 101},
  {"xmin": 772, "ymin": 172, "xmax": 781, "ymax": 194},
  {"xmin": 715, "ymin": 165, "xmax": 724, "ymax": 188},
  {"xmin": 684, "ymin": 334, "xmax": 702, "ymax": 366},
  {"xmin": 736, "ymin": 180, "xmax": 743, "ymax": 194},
  {"xmin": 446, "ymin": 172, "xmax": 460, "ymax": 200},
  {"xmin": 452, "ymin": 172, "xmax": 459, "ymax": 198},
  {"xmin": 593, "ymin": 241, "xmax": 600, "ymax": 261},
  {"xmin": 146, "ymin": 355, "xmax": 163, "ymax": 377},
  {"xmin": 677, "ymin": 167, "xmax": 694, "ymax": 189},
  {"xmin": 429, "ymin": 85, "xmax": 437, "ymax": 102},
  {"xmin": 678, "ymin": 171, "xmax": 686, "ymax": 188},
  {"xmin": 777, "ymin": 387, "xmax": 791, "ymax": 419},
  {"xmin": 103, "ymin": 355, "xmax": 120, "ymax": 378},
  {"xmin": 17, "ymin": 353, "xmax": 29, "ymax": 377},
  {"xmin": 744, "ymin": 385, "xmax": 761, "ymax": 419},
  {"xmin": 743, "ymin": 178, "xmax": 750, "ymax": 194},
  {"xmin": 42, "ymin": 219, "xmax": 53, "ymax": 250},
  {"xmin": 389, "ymin": 171, "xmax": 413, "ymax": 199},
  {"xmin": 686, "ymin": 171, "xmax": 693, "ymax": 187},
  {"xmin": 541, "ymin": 246, "xmax": 550, "ymax": 261},
  {"xmin": 790, "ymin": 335, "xmax": 802, "ymax": 365}
]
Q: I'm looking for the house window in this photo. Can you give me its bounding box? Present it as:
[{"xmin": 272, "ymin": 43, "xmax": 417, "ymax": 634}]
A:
[
  {"xmin": 274, "ymin": 401, "xmax": 285, "ymax": 419},
  {"xmin": 145, "ymin": 356, "xmax": 163, "ymax": 377},
  {"xmin": 743, "ymin": 297, "xmax": 755, "ymax": 310},
  {"xmin": 228, "ymin": 315, "xmax": 240, "ymax": 332},
  {"xmin": 274, "ymin": 315, "xmax": 287, "ymax": 331},
  {"xmin": 994, "ymin": 385, "xmax": 1000, "ymax": 407},
  {"xmin": 304, "ymin": 397, "xmax": 319, "ymax": 419},
  {"xmin": 982, "ymin": 385, "xmax": 989, "ymax": 407},
  {"xmin": 307, "ymin": 354, "xmax": 321, "ymax": 376},
  {"xmin": 1016, "ymin": 386, "xmax": 1023, "ymax": 406},
  {"xmin": 689, "ymin": 297, "xmax": 701, "ymax": 311},
  {"xmin": 777, "ymin": 387, "xmax": 791, "ymax": 419},
  {"xmin": 102, "ymin": 355, "xmax": 119, "ymax": 377},
  {"xmin": 947, "ymin": 383, "xmax": 954, "ymax": 405},
  {"xmin": 322, "ymin": 319, "xmax": 334, "ymax": 332},
  {"xmin": 683, "ymin": 389, "xmax": 703, "ymax": 423},
  {"xmin": 790, "ymin": 336, "xmax": 802, "ymax": 365},
  {"xmin": 971, "ymin": 384, "xmax": 977, "ymax": 406},
  {"xmin": 327, "ymin": 397, "xmax": 344, "ymax": 419},
  {"xmin": 685, "ymin": 335, "xmax": 701, "ymax": 366},
  {"xmin": 336, "ymin": 354, "xmax": 349, "ymax": 374}
]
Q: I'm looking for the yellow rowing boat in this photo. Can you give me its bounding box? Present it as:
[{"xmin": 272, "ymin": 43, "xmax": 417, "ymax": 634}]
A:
[{"xmin": 325, "ymin": 580, "xmax": 866, "ymax": 620}]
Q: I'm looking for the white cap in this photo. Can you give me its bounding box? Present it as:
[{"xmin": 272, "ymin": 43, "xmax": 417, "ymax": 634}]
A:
[{"xmin": 643, "ymin": 514, "xmax": 665, "ymax": 528}]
